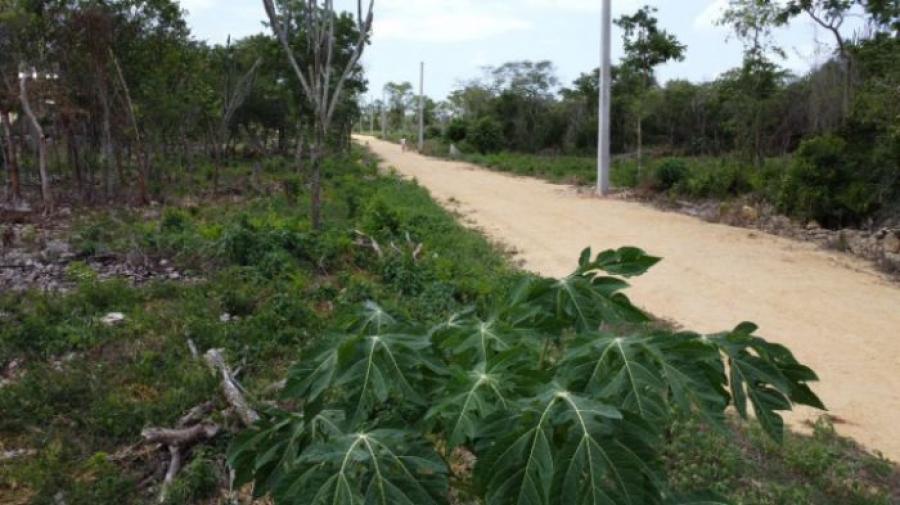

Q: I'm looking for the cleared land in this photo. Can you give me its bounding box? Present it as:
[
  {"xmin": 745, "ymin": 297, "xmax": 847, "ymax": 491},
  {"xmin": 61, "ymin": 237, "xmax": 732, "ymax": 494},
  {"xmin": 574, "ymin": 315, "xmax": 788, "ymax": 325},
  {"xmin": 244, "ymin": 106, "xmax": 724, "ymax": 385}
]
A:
[{"xmin": 357, "ymin": 134, "xmax": 900, "ymax": 462}]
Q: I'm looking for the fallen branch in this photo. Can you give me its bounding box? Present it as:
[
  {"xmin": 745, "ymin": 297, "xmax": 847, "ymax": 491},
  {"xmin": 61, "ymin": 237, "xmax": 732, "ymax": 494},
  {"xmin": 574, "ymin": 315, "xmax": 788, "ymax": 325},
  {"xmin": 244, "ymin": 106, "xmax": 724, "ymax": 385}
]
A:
[
  {"xmin": 141, "ymin": 419, "xmax": 219, "ymax": 503},
  {"xmin": 159, "ymin": 446, "xmax": 182, "ymax": 503},
  {"xmin": 177, "ymin": 401, "xmax": 215, "ymax": 428},
  {"xmin": 204, "ymin": 349, "xmax": 260, "ymax": 426},
  {"xmin": 141, "ymin": 423, "xmax": 220, "ymax": 447}
]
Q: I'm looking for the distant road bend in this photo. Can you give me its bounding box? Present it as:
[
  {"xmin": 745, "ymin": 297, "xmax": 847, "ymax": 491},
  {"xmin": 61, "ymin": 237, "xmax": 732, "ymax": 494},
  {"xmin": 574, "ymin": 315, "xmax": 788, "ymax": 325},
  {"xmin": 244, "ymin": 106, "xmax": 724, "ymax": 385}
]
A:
[{"xmin": 355, "ymin": 134, "xmax": 900, "ymax": 461}]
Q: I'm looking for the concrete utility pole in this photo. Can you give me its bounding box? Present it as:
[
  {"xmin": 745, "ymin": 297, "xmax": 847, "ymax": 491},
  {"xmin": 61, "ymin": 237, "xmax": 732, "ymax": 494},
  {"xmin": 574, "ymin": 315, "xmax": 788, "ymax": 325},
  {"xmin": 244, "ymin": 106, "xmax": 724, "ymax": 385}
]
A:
[
  {"xmin": 418, "ymin": 61, "xmax": 425, "ymax": 152},
  {"xmin": 597, "ymin": 0, "xmax": 612, "ymax": 196}
]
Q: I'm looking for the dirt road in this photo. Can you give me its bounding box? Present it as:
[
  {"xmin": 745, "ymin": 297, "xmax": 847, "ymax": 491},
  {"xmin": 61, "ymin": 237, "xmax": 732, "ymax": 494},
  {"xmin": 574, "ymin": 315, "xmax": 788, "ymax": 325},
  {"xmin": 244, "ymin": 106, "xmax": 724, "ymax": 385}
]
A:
[{"xmin": 356, "ymin": 135, "xmax": 900, "ymax": 460}]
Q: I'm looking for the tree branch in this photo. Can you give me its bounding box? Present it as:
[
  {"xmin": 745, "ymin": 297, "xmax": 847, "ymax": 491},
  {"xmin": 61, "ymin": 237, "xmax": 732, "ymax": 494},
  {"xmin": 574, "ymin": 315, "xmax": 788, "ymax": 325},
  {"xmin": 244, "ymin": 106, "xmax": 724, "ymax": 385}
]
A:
[
  {"xmin": 204, "ymin": 349, "xmax": 260, "ymax": 426},
  {"xmin": 262, "ymin": 0, "xmax": 314, "ymax": 100}
]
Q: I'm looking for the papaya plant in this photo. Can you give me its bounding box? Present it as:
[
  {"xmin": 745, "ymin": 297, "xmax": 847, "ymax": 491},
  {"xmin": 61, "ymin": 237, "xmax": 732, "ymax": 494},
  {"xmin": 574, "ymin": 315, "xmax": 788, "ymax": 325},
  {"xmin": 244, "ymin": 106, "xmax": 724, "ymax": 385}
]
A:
[{"xmin": 229, "ymin": 247, "xmax": 824, "ymax": 504}]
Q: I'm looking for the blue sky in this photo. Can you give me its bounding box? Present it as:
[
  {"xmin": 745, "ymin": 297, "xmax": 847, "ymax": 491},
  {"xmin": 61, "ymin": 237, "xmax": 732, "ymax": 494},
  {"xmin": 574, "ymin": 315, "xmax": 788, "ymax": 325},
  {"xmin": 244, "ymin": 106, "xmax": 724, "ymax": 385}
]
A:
[{"xmin": 179, "ymin": 0, "xmax": 863, "ymax": 101}]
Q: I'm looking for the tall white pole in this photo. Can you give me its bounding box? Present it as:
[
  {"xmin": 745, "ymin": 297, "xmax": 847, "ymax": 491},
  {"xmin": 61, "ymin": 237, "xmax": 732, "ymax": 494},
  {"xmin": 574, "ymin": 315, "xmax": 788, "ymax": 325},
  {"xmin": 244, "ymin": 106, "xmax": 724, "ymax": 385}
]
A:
[
  {"xmin": 418, "ymin": 61, "xmax": 425, "ymax": 152},
  {"xmin": 597, "ymin": 0, "xmax": 612, "ymax": 196}
]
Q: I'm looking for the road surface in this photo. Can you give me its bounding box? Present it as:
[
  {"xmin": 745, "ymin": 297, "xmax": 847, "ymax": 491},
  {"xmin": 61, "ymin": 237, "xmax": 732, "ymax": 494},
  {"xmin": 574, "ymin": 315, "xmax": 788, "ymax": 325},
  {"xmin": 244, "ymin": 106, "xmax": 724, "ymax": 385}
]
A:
[{"xmin": 356, "ymin": 134, "xmax": 900, "ymax": 461}]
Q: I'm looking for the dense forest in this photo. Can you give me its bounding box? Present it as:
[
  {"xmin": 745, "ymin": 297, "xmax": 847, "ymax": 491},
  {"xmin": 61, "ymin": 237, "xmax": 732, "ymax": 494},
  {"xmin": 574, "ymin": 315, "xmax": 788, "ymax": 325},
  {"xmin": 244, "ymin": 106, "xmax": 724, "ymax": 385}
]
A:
[{"xmin": 372, "ymin": 1, "xmax": 899, "ymax": 228}]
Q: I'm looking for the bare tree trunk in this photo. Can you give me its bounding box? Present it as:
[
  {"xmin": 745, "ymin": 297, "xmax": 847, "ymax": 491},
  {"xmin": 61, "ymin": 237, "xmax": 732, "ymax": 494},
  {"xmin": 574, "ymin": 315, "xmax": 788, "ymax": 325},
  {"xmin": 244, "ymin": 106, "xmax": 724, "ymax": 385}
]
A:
[
  {"xmin": 295, "ymin": 121, "xmax": 305, "ymax": 174},
  {"xmin": 19, "ymin": 74, "xmax": 52, "ymax": 212},
  {"xmin": 97, "ymin": 77, "xmax": 115, "ymax": 198},
  {"xmin": 310, "ymin": 126, "xmax": 324, "ymax": 229},
  {"xmin": 111, "ymin": 51, "xmax": 149, "ymax": 205},
  {"xmin": 636, "ymin": 115, "xmax": 643, "ymax": 177},
  {"xmin": 0, "ymin": 110, "xmax": 22, "ymax": 205}
]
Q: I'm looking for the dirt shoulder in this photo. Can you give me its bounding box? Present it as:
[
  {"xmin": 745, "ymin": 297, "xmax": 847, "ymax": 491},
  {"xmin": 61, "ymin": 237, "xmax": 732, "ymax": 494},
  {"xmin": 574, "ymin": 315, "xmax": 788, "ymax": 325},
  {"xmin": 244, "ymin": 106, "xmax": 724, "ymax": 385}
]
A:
[{"xmin": 356, "ymin": 134, "xmax": 900, "ymax": 462}]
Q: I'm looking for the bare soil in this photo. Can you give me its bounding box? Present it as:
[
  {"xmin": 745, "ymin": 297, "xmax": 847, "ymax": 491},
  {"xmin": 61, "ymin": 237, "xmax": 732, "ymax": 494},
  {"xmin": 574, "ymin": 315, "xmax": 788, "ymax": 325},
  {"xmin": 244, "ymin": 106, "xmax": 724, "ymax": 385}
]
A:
[{"xmin": 357, "ymin": 134, "xmax": 900, "ymax": 462}]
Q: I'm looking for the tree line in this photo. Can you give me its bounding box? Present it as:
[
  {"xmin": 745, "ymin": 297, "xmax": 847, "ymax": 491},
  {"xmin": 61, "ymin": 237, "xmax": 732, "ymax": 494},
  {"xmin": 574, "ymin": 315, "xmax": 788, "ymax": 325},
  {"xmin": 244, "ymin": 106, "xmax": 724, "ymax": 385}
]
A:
[{"xmin": 0, "ymin": 0, "xmax": 371, "ymax": 227}]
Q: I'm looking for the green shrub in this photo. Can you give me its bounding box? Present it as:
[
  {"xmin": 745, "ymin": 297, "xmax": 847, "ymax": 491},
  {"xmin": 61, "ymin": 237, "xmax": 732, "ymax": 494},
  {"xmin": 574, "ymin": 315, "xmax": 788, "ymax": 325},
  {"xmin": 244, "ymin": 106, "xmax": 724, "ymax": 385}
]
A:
[
  {"xmin": 445, "ymin": 118, "xmax": 468, "ymax": 143},
  {"xmin": 160, "ymin": 208, "xmax": 192, "ymax": 233},
  {"xmin": 653, "ymin": 158, "xmax": 689, "ymax": 191},
  {"xmin": 778, "ymin": 135, "xmax": 854, "ymax": 226},
  {"xmin": 469, "ymin": 116, "xmax": 504, "ymax": 154}
]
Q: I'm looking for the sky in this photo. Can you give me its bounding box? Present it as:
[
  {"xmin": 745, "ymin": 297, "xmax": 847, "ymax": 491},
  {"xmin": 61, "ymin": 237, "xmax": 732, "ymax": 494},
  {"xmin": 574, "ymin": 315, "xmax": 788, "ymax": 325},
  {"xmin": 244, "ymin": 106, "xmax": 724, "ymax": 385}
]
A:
[{"xmin": 179, "ymin": 0, "xmax": 865, "ymax": 101}]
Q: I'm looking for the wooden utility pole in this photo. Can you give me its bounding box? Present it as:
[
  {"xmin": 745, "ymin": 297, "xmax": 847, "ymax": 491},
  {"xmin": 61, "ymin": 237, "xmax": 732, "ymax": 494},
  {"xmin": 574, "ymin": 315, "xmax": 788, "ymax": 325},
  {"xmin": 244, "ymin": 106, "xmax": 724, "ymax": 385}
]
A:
[
  {"xmin": 418, "ymin": 61, "xmax": 425, "ymax": 152},
  {"xmin": 597, "ymin": 0, "xmax": 612, "ymax": 196}
]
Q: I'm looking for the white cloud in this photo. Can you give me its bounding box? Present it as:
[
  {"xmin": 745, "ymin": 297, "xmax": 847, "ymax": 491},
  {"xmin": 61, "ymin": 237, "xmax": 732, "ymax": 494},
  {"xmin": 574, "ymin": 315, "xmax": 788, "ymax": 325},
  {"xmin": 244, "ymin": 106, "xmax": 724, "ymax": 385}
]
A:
[
  {"xmin": 374, "ymin": 0, "xmax": 531, "ymax": 43},
  {"xmin": 177, "ymin": 0, "xmax": 216, "ymax": 13},
  {"xmin": 376, "ymin": 15, "xmax": 529, "ymax": 43},
  {"xmin": 694, "ymin": 0, "xmax": 728, "ymax": 31}
]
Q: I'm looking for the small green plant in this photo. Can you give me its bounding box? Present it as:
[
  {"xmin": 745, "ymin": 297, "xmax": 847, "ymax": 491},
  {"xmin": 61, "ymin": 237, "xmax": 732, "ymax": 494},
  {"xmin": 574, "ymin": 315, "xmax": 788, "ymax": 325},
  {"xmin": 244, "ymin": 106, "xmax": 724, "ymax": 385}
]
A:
[
  {"xmin": 229, "ymin": 248, "xmax": 823, "ymax": 504},
  {"xmin": 653, "ymin": 158, "xmax": 688, "ymax": 191}
]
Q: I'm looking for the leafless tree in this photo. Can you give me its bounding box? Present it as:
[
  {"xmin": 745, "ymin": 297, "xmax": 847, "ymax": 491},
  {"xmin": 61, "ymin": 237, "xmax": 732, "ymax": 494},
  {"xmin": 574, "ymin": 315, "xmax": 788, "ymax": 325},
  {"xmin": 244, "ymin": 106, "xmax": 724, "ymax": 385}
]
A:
[
  {"xmin": 798, "ymin": 3, "xmax": 854, "ymax": 118},
  {"xmin": 262, "ymin": 0, "xmax": 374, "ymax": 229},
  {"xmin": 18, "ymin": 66, "xmax": 52, "ymax": 213},
  {"xmin": 213, "ymin": 39, "xmax": 262, "ymax": 193},
  {"xmin": 110, "ymin": 49, "xmax": 150, "ymax": 205}
]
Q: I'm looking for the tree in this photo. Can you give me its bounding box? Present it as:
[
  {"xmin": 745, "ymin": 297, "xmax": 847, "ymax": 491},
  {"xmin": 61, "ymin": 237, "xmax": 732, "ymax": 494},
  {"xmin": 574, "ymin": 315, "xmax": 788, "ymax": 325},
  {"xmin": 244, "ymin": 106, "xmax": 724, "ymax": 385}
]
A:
[
  {"xmin": 383, "ymin": 81, "xmax": 414, "ymax": 132},
  {"xmin": 777, "ymin": 0, "xmax": 854, "ymax": 117},
  {"xmin": 18, "ymin": 67, "xmax": 52, "ymax": 212},
  {"xmin": 615, "ymin": 6, "xmax": 685, "ymax": 174},
  {"xmin": 262, "ymin": 0, "xmax": 374, "ymax": 229},
  {"xmin": 719, "ymin": 0, "xmax": 787, "ymax": 164},
  {"xmin": 211, "ymin": 37, "xmax": 262, "ymax": 193}
]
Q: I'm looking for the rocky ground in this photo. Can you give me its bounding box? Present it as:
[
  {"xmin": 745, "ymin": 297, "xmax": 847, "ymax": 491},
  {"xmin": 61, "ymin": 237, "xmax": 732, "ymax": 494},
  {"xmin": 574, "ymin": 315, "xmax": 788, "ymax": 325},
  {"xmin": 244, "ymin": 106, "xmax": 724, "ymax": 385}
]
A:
[{"xmin": 1, "ymin": 208, "xmax": 192, "ymax": 293}]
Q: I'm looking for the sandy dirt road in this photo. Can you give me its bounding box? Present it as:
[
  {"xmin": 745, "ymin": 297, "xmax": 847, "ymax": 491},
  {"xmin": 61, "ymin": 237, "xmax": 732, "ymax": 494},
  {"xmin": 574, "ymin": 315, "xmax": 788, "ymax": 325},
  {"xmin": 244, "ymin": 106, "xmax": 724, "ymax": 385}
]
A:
[{"xmin": 356, "ymin": 135, "xmax": 900, "ymax": 461}]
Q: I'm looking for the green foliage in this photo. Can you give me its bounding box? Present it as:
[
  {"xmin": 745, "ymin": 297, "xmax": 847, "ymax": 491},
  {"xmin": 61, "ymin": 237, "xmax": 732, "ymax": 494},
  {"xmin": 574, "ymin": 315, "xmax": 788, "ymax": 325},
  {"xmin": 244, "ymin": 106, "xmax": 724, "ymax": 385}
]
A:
[
  {"xmin": 775, "ymin": 133, "xmax": 893, "ymax": 227},
  {"xmin": 162, "ymin": 448, "xmax": 220, "ymax": 505},
  {"xmin": 230, "ymin": 248, "xmax": 823, "ymax": 505},
  {"xmin": 469, "ymin": 117, "xmax": 505, "ymax": 154},
  {"xmin": 445, "ymin": 118, "xmax": 468, "ymax": 143},
  {"xmin": 652, "ymin": 158, "xmax": 688, "ymax": 191}
]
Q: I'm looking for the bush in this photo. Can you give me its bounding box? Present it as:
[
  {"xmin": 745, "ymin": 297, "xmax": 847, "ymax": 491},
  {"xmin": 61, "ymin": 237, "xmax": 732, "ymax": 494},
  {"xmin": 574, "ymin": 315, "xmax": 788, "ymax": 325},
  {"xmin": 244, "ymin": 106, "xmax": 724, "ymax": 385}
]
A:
[
  {"xmin": 444, "ymin": 118, "xmax": 468, "ymax": 143},
  {"xmin": 468, "ymin": 117, "xmax": 504, "ymax": 154},
  {"xmin": 675, "ymin": 158, "xmax": 753, "ymax": 200},
  {"xmin": 652, "ymin": 158, "xmax": 689, "ymax": 191},
  {"xmin": 778, "ymin": 135, "xmax": 858, "ymax": 226}
]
